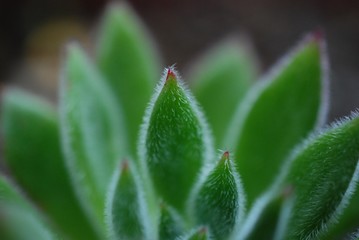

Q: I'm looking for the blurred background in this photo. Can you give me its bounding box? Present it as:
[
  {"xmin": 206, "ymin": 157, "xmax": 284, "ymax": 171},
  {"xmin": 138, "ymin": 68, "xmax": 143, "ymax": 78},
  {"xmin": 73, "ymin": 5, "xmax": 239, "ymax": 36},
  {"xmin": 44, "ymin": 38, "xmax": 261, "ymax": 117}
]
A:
[{"xmin": 0, "ymin": 0, "xmax": 358, "ymax": 120}]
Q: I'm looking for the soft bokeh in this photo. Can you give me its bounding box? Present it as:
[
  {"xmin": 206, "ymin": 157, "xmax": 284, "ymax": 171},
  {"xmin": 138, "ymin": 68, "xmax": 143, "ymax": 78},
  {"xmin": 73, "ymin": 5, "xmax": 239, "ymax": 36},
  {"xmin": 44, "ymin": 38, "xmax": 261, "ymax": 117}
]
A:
[{"xmin": 0, "ymin": 0, "xmax": 358, "ymax": 117}]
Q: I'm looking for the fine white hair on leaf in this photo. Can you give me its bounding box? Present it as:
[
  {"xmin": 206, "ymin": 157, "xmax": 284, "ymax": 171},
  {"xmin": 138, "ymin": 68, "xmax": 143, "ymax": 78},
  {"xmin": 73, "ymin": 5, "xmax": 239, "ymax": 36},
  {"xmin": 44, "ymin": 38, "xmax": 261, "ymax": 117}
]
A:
[
  {"xmin": 137, "ymin": 65, "xmax": 215, "ymax": 215},
  {"xmin": 316, "ymin": 159, "xmax": 359, "ymax": 239},
  {"xmin": 137, "ymin": 65, "xmax": 215, "ymax": 169},
  {"xmin": 104, "ymin": 159, "xmax": 154, "ymax": 240},
  {"xmin": 187, "ymin": 150, "xmax": 247, "ymax": 239},
  {"xmin": 271, "ymin": 111, "xmax": 359, "ymax": 239},
  {"xmin": 223, "ymin": 31, "xmax": 327, "ymax": 150}
]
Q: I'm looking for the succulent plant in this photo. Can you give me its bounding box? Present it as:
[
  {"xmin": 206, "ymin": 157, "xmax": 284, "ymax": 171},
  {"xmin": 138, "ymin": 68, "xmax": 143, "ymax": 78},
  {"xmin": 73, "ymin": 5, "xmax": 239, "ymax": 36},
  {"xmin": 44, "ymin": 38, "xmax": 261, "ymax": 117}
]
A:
[{"xmin": 1, "ymin": 2, "xmax": 359, "ymax": 240}]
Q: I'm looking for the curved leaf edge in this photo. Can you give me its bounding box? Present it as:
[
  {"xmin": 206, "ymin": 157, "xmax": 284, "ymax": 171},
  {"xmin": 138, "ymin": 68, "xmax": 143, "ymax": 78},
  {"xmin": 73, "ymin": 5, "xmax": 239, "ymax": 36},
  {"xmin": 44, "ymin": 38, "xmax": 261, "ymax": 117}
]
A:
[{"xmin": 223, "ymin": 31, "xmax": 330, "ymax": 150}]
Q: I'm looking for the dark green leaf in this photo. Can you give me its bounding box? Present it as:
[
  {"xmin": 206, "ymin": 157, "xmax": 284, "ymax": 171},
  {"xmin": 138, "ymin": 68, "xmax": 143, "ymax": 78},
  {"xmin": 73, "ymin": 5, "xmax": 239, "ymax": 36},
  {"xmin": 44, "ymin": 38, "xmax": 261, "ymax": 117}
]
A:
[
  {"xmin": 140, "ymin": 68, "xmax": 214, "ymax": 212},
  {"xmin": 189, "ymin": 38, "xmax": 258, "ymax": 145},
  {"xmin": 224, "ymin": 33, "xmax": 328, "ymax": 205},
  {"xmin": 319, "ymin": 188, "xmax": 359, "ymax": 239},
  {"xmin": 97, "ymin": 2, "xmax": 161, "ymax": 156},
  {"xmin": 0, "ymin": 175, "xmax": 54, "ymax": 240},
  {"xmin": 281, "ymin": 113, "xmax": 359, "ymax": 239},
  {"xmin": 60, "ymin": 44, "xmax": 126, "ymax": 232},
  {"xmin": 1, "ymin": 89, "xmax": 98, "ymax": 240},
  {"xmin": 159, "ymin": 202, "xmax": 184, "ymax": 240},
  {"xmin": 192, "ymin": 151, "xmax": 245, "ymax": 239},
  {"xmin": 106, "ymin": 161, "xmax": 150, "ymax": 240}
]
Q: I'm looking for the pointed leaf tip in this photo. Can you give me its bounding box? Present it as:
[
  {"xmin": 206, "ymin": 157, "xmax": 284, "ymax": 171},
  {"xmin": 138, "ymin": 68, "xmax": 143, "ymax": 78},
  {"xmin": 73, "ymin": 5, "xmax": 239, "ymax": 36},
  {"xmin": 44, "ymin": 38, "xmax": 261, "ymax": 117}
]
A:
[
  {"xmin": 165, "ymin": 67, "xmax": 177, "ymax": 82},
  {"xmin": 159, "ymin": 201, "xmax": 184, "ymax": 240},
  {"xmin": 142, "ymin": 67, "xmax": 214, "ymax": 212},
  {"xmin": 225, "ymin": 33, "xmax": 327, "ymax": 206},
  {"xmin": 193, "ymin": 150, "xmax": 245, "ymax": 239},
  {"xmin": 107, "ymin": 161, "xmax": 150, "ymax": 239},
  {"xmin": 199, "ymin": 226, "xmax": 208, "ymax": 236},
  {"xmin": 120, "ymin": 160, "xmax": 129, "ymax": 172},
  {"xmin": 310, "ymin": 28, "xmax": 325, "ymax": 42},
  {"xmin": 96, "ymin": 1, "xmax": 161, "ymax": 157},
  {"xmin": 222, "ymin": 151, "xmax": 230, "ymax": 160}
]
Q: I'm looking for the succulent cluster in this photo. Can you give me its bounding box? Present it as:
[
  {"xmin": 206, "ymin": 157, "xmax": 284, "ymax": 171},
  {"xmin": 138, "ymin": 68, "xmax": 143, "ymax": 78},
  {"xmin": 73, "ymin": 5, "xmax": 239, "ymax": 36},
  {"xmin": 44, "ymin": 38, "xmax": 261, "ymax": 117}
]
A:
[{"xmin": 1, "ymin": 2, "xmax": 359, "ymax": 240}]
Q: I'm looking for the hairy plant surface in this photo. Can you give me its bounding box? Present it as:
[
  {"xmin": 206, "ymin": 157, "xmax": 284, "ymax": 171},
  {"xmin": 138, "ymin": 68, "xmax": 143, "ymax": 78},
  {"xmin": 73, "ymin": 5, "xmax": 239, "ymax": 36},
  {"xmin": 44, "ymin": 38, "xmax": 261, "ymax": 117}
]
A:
[{"xmin": 1, "ymin": 2, "xmax": 359, "ymax": 240}]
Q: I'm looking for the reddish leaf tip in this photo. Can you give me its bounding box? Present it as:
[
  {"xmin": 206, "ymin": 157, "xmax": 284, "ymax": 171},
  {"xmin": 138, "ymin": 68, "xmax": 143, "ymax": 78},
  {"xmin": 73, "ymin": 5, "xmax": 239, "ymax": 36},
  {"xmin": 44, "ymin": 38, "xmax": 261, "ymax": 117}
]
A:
[
  {"xmin": 165, "ymin": 67, "xmax": 176, "ymax": 82},
  {"xmin": 120, "ymin": 160, "xmax": 129, "ymax": 172},
  {"xmin": 309, "ymin": 28, "xmax": 325, "ymax": 43},
  {"xmin": 198, "ymin": 226, "xmax": 208, "ymax": 236},
  {"xmin": 223, "ymin": 151, "xmax": 230, "ymax": 159}
]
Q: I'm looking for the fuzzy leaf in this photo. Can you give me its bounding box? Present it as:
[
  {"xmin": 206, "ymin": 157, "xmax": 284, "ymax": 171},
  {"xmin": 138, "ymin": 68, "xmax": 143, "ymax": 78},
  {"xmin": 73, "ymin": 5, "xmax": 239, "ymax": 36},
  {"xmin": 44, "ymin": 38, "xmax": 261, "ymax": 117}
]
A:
[
  {"xmin": 319, "ymin": 188, "xmax": 359, "ymax": 239},
  {"xmin": 97, "ymin": 2, "xmax": 161, "ymax": 156},
  {"xmin": 189, "ymin": 38, "xmax": 258, "ymax": 145},
  {"xmin": 159, "ymin": 202, "xmax": 184, "ymax": 240},
  {"xmin": 106, "ymin": 161, "xmax": 150, "ymax": 240},
  {"xmin": 192, "ymin": 151, "xmax": 245, "ymax": 239},
  {"xmin": 224, "ymin": 33, "xmax": 328, "ymax": 205},
  {"xmin": 281, "ymin": 113, "xmax": 359, "ymax": 239},
  {"xmin": 60, "ymin": 44, "xmax": 126, "ymax": 232},
  {"xmin": 0, "ymin": 175, "xmax": 54, "ymax": 240},
  {"xmin": 140, "ymin": 68, "xmax": 214, "ymax": 212},
  {"xmin": 1, "ymin": 89, "xmax": 97, "ymax": 240}
]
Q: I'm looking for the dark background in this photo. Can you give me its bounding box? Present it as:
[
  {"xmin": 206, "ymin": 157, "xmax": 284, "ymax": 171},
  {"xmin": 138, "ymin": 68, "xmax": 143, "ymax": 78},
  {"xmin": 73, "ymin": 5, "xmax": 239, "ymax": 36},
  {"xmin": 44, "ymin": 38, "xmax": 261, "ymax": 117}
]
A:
[{"xmin": 0, "ymin": 0, "xmax": 358, "ymax": 120}]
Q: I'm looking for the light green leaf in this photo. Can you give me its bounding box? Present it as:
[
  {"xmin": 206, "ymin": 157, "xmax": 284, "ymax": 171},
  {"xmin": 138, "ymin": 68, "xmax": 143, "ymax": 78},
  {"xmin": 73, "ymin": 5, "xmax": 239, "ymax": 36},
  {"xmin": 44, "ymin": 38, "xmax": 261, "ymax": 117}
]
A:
[
  {"xmin": 140, "ymin": 68, "xmax": 214, "ymax": 212},
  {"xmin": 96, "ymin": 2, "xmax": 161, "ymax": 156},
  {"xmin": 281, "ymin": 112, "xmax": 359, "ymax": 239},
  {"xmin": 60, "ymin": 43, "xmax": 126, "ymax": 233},
  {"xmin": 189, "ymin": 38, "xmax": 258, "ymax": 145},
  {"xmin": 224, "ymin": 33, "xmax": 328, "ymax": 205},
  {"xmin": 1, "ymin": 89, "xmax": 97, "ymax": 240},
  {"xmin": 105, "ymin": 161, "xmax": 151, "ymax": 240},
  {"xmin": 0, "ymin": 175, "xmax": 54, "ymax": 240},
  {"xmin": 192, "ymin": 151, "xmax": 245, "ymax": 239},
  {"xmin": 159, "ymin": 202, "xmax": 184, "ymax": 240}
]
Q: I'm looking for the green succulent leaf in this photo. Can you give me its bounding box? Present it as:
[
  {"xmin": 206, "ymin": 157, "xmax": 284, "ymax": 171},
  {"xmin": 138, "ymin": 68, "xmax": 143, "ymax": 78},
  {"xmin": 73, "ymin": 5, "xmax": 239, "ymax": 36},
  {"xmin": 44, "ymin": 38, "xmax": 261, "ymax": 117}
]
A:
[
  {"xmin": 159, "ymin": 202, "xmax": 184, "ymax": 240},
  {"xmin": 191, "ymin": 151, "xmax": 245, "ymax": 239},
  {"xmin": 140, "ymin": 68, "xmax": 214, "ymax": 212},
  {"xmin": 320, "ymin": 187, "xmax": 359, "ymax": 239},
  {"xmin": 281, "ymin": 112, "xmax": 359, "ymax": 239},
  {"xmin": 1, "ymin": 89, "xmax": 97, "ymax": 240},
  {"xmin": 224, "ymin": 33, "xmax": 328, "ymax": 205},
  {"xmin": 0, "ymin": 175, "xmax": 54, "ymax": 240},
  {"xmin": 60, "ymin": 43, "xmax": 126, "ymax": 233},
  {"xmin": 97, "ymin": 2, "xmax": 161, "ymax": 157},
  {"xmin": 189, "ymin": 38, "xmax": 258, "ymax": 145},
  {"xmin": 105, "ymin": 161, "xmax": 150, "ymax": 240}
]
